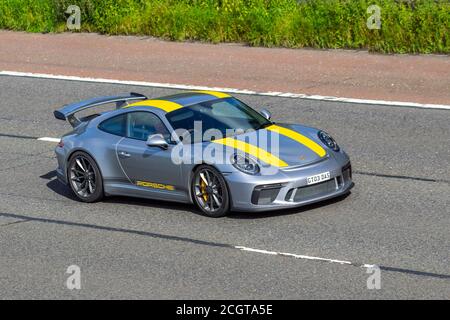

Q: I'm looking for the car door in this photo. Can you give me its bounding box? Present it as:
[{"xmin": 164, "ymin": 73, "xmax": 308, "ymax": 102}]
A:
[
  {"xmin": 97, "ymin": 113, "xmax": 130, "ymax": 186},
  {"xmin": 116, "ymin": 111, "xmax": 185, "ymax": 201}
]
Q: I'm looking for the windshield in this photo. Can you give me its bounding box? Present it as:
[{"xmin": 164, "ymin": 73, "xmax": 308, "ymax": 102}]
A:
[{"xmin": 166, "ymin": 97, "xmax": 272, "ymax": 143}]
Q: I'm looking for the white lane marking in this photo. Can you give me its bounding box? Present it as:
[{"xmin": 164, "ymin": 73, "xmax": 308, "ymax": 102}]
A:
[
  {"xmin": 1, "ymin": 70, "xmax": 449, "ymax": 110},
  {"xmin": 235, "ymin": 246, "xmax": 364, "ymax": 267},
  {"xmin": 37, "ymin": 137, "xmax": 60, "ymax": 143}
]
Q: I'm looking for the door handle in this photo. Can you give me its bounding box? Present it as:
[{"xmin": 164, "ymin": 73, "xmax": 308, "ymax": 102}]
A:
[{"xmin": 118, "ymin": 151, "xmax": 131, "ymax": 158}]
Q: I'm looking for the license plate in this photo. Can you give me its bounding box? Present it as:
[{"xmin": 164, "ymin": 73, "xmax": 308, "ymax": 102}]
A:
[{"xmin": 306, "ymin": 172, "xmax": 331, "ymax": 185}]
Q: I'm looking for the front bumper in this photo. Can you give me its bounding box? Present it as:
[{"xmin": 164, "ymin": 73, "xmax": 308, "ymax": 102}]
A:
[{"xmin": 225, "ymin": 156, "xmax": 353, "ymax": 212}]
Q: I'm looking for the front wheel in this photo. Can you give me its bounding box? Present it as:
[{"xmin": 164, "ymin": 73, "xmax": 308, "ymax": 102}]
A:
[
  {"xmin": 68, "ymin": 151, "xmax": 104, "ymax": 203},
  {"xmin": 191, "ymin": 165, "xmax": 230, "ymax": 217}
]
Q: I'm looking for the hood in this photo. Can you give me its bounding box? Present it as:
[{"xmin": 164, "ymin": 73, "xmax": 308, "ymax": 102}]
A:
[{"xmin": 211, "ymin": 123, "xmax": 328, "ymax": 169}]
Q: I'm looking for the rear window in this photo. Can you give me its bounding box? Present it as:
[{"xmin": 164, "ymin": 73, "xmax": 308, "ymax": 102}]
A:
[{"xmin": 98, "ymin": 114, "xmax": 126, "ymax": 137}]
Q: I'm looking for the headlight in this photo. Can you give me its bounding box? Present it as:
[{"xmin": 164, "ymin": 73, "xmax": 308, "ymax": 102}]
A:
[
  {"xmin": 231, "ymin": 154, "xmax": 260, "ymax": 175},
  {"xmin": 318, "ymin": 131, "xmax": 340, "ymax": 152}
]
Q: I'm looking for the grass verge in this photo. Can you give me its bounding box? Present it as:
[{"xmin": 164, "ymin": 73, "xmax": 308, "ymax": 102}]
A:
[{"xmin": 0, "ymin": 0, "xmax": 448, "ymax": 53}]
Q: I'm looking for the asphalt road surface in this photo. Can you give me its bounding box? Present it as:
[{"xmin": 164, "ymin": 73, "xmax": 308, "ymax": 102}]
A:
[{"xmin": 0, "ymin": 75, "xmax": 449, "ymax": 299}]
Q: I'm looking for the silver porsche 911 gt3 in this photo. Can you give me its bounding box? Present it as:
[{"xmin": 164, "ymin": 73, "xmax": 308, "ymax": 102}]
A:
[{"xmin": 54, "ymin": 90, "xmax": 353, "ymax": 217}]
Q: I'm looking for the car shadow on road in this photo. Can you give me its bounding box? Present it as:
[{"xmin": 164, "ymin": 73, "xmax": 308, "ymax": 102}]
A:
[
  {"xmin": 228, "ymin": 192, "xmax": 351, "ymax": 220},
  {"xmin": 103, "ymin": 196, "xmax": 200, "ymax": 215},
  {"xmin": 44, "ymin": 172, "xmax": 79, "ymax": 201},
  {"xmin": 43, "ymin": 170, "xmax": 351, "ymax": 219}
]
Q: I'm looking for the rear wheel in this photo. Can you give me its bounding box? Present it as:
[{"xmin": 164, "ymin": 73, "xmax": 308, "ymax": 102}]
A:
[
  {"xmin": 191, "ymin": 165, "xmax": 230, "ymax": 217},
  {"xmin": 68, "ymin": 152, "xmax": 104, "ymax": 203}
]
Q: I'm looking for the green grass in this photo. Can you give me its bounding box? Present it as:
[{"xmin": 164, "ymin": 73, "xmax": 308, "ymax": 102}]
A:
[{"xmin": 0, "ymin": 0, "xmax": 448, "ymax": 53}]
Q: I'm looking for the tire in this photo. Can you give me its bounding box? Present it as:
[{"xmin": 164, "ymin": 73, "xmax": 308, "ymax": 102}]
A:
[
  {"xmin": 191, "ymin": 165, "xmax": 230, "ymax": 217},
  {"xmin": 67, "ymin": 151, "xmax": 104, "ymax": 203}
]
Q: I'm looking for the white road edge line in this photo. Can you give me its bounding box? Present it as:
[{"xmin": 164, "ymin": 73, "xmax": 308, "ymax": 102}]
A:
[
  {"xmin": 37, "ymin": 137, "xmax": 60, "ymax": 143},
  {"xmin": 1, "ymin": 70, "xmax": 449, "ymax": 110}
]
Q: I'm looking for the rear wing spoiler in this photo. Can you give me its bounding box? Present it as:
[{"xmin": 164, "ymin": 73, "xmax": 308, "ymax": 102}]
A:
[{"xmin": 54, "ymin": 92, "xmax": 147, "ymax": 127}]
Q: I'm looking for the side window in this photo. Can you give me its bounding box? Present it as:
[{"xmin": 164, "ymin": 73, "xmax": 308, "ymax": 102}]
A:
[
  {"xmin": 127, "ymin": 112, "xmax": 170, "ymax": 141},
  {"xmin": 98, "ymin": 114, "xmax": 127, "ymax": 137}
]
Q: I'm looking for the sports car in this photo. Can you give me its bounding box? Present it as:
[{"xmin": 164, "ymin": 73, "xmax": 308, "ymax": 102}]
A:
[{"xmin": 54, "ymin": 91, "xmax": 353, "ymax": 217}]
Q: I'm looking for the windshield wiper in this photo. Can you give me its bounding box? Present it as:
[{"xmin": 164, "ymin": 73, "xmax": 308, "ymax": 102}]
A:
[{"xmin": 256, "ymin": 122, "xmax": 274, "ymax": 130}]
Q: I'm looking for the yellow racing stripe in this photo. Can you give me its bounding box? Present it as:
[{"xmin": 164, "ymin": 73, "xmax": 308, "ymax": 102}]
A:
[
  {"xmin": 193, "ymin": 90, "xmax": 231, "ymax": 99},
  {"xmin": 125, "ymin": 100, "xmax": 183, "ymax": 113},
  {"xmin": 266, "ymin": 125, "xmax": 326, "ymax": 158},
  {"xmin": 213, "ymin": 137, "xmax": 288, "ymax": 168}
]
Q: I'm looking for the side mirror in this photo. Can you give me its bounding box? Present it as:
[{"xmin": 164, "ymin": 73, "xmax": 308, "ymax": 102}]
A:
[
  {"xmin": 146, "ymin": 134, "xmax": 168, "ymax": 150},
  {"xmin": 260, "ymin": 109, "xmax": 271, "ymax": 120}
]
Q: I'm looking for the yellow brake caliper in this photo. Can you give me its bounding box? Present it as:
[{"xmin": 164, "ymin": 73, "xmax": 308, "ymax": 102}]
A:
[{"xmin": 200, "ymin": 179, "xmax": 208, "ymax": 202}]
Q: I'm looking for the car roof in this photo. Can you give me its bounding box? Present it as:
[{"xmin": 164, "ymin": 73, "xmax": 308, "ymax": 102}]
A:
[{"xmin": 123, "ymin": 90, "xmax": 231, "ymax": 114}]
